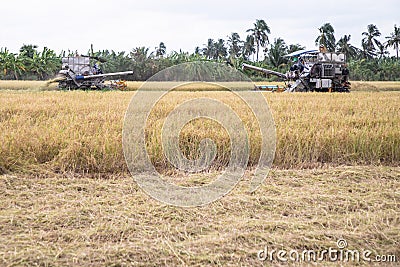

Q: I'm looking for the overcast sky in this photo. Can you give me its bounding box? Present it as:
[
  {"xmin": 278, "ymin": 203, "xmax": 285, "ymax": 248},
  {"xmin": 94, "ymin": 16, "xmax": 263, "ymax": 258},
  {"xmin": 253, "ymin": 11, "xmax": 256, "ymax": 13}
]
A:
[{"xmin": 1, "ymin": 0, "xmax": 399, "ymax": 56}]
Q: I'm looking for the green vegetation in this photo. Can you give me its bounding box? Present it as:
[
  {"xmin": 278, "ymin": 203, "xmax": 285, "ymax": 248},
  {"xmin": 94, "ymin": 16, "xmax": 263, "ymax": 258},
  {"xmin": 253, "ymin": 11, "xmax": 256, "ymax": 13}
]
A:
[{"xmin": 1, "ymin": 21, "xmax": 399, "ymax": 81}]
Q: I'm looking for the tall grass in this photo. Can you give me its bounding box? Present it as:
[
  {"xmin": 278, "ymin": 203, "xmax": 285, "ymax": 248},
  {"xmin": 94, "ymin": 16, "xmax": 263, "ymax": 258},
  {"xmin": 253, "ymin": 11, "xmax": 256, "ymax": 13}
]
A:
[{"xmin": 0, "ymin": 91, "xmax": 399, "ymax": 174}]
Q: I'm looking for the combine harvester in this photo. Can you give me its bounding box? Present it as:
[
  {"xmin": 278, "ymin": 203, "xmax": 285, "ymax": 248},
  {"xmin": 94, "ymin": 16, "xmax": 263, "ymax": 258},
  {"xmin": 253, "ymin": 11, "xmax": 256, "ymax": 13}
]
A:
[
  {"xmin": 54, "ymin": 55, "xmax": 133, "ymax": 90},
  {"xmin": 243, "ymin": 48, "xmax": 350, "ymax": 92}
]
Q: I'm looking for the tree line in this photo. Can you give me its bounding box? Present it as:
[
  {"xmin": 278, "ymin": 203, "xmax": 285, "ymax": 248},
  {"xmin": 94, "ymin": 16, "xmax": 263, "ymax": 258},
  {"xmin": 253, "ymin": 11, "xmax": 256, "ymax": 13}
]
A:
[{"xmin": 0, "ymin": 20, "xmax": 399, "ymax": 81}]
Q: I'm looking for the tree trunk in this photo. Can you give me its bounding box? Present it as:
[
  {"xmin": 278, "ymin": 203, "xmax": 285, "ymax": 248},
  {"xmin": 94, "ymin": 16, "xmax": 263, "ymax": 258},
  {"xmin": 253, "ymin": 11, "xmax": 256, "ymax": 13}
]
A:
[{"xmin": 256, "ymin": 42, "xmax": 259, "ymax": 62}]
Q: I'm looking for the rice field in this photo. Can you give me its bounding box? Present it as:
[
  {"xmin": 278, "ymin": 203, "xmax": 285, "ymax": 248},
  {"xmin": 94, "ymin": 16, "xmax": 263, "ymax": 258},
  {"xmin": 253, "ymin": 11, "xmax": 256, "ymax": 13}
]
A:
[
  {"xmin": 0, "ymin": 82, "xmax": 399, "ymax": 266},
  {"xmin": 1, "ymin": 90, "xmax": 399, "ymax": 174},
  {"xmin": 1, "ymin": 79, "xmax": 400, "ymax": 91}
]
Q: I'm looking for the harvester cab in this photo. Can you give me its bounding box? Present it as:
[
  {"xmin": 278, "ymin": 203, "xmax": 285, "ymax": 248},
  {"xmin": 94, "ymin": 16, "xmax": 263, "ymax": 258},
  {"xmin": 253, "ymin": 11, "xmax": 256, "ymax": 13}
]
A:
[
  {"xmin": 242, "ymin": 48, "xmax": 351, "ymax": 92},
  {"xmin": 57, "ymin": 55, "xmax": 133, "ymax": 90}
]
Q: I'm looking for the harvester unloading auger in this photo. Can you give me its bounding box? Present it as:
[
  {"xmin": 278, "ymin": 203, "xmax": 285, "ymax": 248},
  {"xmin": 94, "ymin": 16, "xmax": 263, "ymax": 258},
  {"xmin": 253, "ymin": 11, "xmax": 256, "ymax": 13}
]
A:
[
  {"xmin": 51, "ymin": 55, "xmax": 133, "ymax": 90},
  {"xmin": 242, "ymin": 49, "xmax": 351, "ymax": 92}
]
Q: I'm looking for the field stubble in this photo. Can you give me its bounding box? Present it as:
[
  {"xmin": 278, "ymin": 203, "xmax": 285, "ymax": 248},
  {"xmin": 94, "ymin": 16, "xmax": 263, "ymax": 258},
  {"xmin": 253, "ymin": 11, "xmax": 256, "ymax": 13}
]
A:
[{"xmin": 0, "ymin": 166, "xmax": 399, "ymax": 266}]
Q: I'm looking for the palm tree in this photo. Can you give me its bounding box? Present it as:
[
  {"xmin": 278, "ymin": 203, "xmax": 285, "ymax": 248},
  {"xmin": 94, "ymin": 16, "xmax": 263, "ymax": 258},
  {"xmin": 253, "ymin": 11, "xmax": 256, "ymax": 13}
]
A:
[
  {"xmin": 246, "ymin": 19, "xmax": 271, "ymax": 61},
  {"xmin": 242, "ymin": 35, "xmax": 255, "ymax": 60},
  {"xmin": 214, "ymin": 39, "xmax": 227, "ymax": 60},
  {"xmin": 362, "ymin": 24, "xmax": 381, "ymax": 58},
  {"xmin": 227, "ymin": 32, "xmax": 242, "ymax": 58},
  {"xmin": 267, "ymin": 38, "xmax": 288, "ymax": 68},
  {"xmin": 376, "ymin": 42, "xmax": 389, "ymax": 59},
  {"xmin": 155, "ymin": 42, "xmax": 166, "ymax": 58},
  {"xmin": 287, "ymin": 44, "xmax": 305, "ymax": 54},
  {"xmin": 315, "ymin": 23, "xmax": 336, "ymax": 51},
  {"xmin": 336, "ymin": 35, "xmax": 358, "ymax": 59},
  {"xmin": 202, "ymin": 39, "xmax": 215, "ymax": 59},
  {"xmin": 194, "ymin": 46, "xmax": 201, "ymax": 55},
  {"xmin": 361, "ymin": 42, "xmax": 374, "ymax": 59},
  {"xmin": 386, "ymin": 24, "xmax": 400, "ymax": 60}
]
